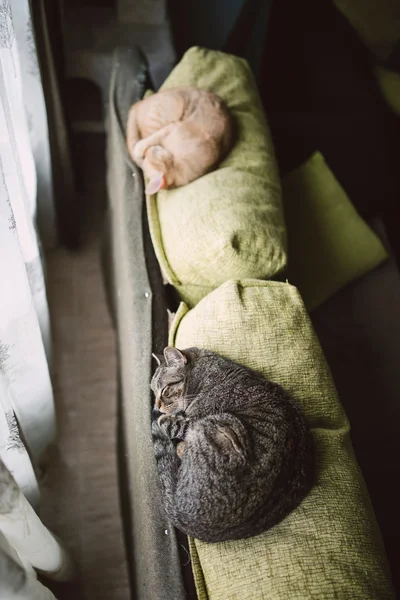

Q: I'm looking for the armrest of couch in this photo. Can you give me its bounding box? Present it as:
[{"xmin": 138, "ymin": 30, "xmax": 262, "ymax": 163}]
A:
[{"xmin": 102, "ymin": 46, "xmax": 189, "ymax": 600}]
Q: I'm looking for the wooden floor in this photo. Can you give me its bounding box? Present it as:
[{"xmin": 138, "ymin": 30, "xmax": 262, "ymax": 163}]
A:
[{"xmin": 40, "ymin": 134, "xmax": 130, "ymax": 600}]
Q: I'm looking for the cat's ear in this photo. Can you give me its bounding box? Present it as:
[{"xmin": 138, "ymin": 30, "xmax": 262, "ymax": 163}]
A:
[
  {"xmin": 145, "ymin": 173, "xmax": 166, "ymax": 195},
  {"xmin": 163, "ymin": 347, "xmax": 187, "ymax": 367},
  {"xmin": 152, "ymin": 353, "xmax": 164, "ymax": 366}
]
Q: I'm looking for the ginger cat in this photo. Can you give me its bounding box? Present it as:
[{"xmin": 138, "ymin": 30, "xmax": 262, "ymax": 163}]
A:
[{"xmin": 126, "ymin": 87, "xmax": 234, "ymax": 195}]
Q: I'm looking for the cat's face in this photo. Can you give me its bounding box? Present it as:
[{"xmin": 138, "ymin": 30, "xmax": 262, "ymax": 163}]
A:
[
  {"xmin": 151, "ymin": 347, "xmax": 211, "ymax": 413},
  {"xmin": 143, "ymin": 145, "xmax": 174, "ymax": 194},
  {"xmin": 150, "ymin": 347, "xmax": 189, "ymax": 413}
]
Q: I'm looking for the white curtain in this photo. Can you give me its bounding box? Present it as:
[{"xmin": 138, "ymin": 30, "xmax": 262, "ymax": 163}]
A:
[{"xmin": 0, "ymin": 0, "xmax": 73, "ymax": 596}]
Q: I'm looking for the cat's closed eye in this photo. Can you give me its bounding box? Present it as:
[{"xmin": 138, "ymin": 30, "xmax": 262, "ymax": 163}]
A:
[
  {"xmin": 161, "ymin": 386, "xmax": 173, "ymax": 400},
  {"xmin": 162, "ymin": 381, "xmax": 182, "ymax": 398}
]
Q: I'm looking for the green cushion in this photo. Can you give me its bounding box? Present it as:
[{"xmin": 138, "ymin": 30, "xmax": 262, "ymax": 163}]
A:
[
  {"xmin": 375, "ymin": 67, "xmax": 400, "ymax": 116},
  {"xmin": 146, "ymin": 47, "xmax": 286, "ymax": 307},
  {"xmin": 283, "ymin": 152, "xmax": 388, "ymax": 311},
  {"xmin": 334, "ymin": 0, "xmax": 400, "ymax": 59},
  {"xmin": 169, "ymin": 280, "xmax": 393, "ymax": 600}
]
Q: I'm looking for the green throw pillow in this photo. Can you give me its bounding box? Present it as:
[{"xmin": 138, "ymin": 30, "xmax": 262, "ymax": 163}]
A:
[
  {"xmin": 169, "ymin": 280, "xmax": 393, "ymax": 600},
  {"xmin": 334, "ymin": 0, "xmax": 400, "ymax": 59},
  {"xmin": 283, "ymin": 152, "xmax": 388, "ymax": 312},
  {"xmin": 375, "ymin": 67, "xmax": 400, "ymax": 116},
  {"xmin": 146, "ymin": 47, "xmax": 286, "ymax": 307}
]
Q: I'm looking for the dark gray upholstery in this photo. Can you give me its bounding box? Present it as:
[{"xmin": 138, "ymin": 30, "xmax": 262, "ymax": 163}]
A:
[{"xmin": 103, "ymin": 47, "xmax": 188, "ymax": 600}]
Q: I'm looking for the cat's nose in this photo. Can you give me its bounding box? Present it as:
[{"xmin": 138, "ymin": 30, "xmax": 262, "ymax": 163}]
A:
[
  {"xmin": 155, "ymin": 395, "xmax": 161, "ymax": 410},
  {"xmin": 152, "ymin": 407, "xmax": 162, "ymax": 421}
]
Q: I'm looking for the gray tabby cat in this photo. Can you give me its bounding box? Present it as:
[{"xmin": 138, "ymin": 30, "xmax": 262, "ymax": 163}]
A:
[{"xmin": 151, "ymin": 347, "xmax": 314, "ymax": 543}]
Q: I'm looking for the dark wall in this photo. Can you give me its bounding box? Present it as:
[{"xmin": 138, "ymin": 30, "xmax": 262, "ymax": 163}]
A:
[{"xmin": 168, "ymin": 0, "xmax": 273, "ymax": 77}]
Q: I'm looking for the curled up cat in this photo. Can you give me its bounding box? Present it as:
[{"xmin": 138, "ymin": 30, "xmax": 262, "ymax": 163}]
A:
[
  {"xmin": 126, "ymin": 87, "xmax": 234, "ymax": 195},
  {"xmin": 151, "ymin": 347, "xmax": 314, "ymax": 543}
]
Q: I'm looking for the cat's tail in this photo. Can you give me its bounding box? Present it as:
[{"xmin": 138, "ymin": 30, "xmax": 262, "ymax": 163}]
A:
[{"xmin": 126, "ymin": 103, "xmax": 141, "ymax": 161}]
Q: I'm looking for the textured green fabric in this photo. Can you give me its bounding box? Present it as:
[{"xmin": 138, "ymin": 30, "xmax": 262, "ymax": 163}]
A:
[
  {"xmin": 169, "ymin": 280, "xmax": 393, "ymax": 600},
  {"xmin": 334, "ymin": 0, "xmax": 400, "ymax": 59},
  {"xmin": 146, "ymin": 47, "xmax": 286, "ymax": 307},
  {"xmin": 375, "ymin": 67, "xmax": 400, "ymax": 116},
  {"xmin": 283, "ymin": 152, "xmax": 388, "ymax": 311}
]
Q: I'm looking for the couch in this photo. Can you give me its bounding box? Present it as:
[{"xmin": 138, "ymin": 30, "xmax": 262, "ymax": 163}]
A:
[{"xmin": 102, "ymin": 45, "xmax": 398, "ymax": 600}]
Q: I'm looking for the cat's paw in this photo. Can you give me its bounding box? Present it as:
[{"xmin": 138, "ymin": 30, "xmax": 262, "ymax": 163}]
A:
[
  {"xmin": 152, "ymin": 416, "xmax": 167, "ymax": 439},
  {"xmin": 157, "ymin": 413, "xmax": 173, "ymax": 429},
  {"xmin": 133, "ymin": 140, "xmax": 146, "ymax": 164},
  {"xmin": 157, "ymin": 412, "xmax": 189, "ymax": 440}
]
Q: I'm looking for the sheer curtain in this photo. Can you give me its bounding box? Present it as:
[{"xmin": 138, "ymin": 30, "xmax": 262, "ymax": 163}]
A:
[{"xmin": 0, "ymin": 0, "xmax": 73, "ymax": 596}]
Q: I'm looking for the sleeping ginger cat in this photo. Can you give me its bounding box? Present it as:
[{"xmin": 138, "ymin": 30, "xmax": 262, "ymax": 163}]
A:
[{"xmin": 126, "ymin": 87, "xmax": 234, "ymax": 195}]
